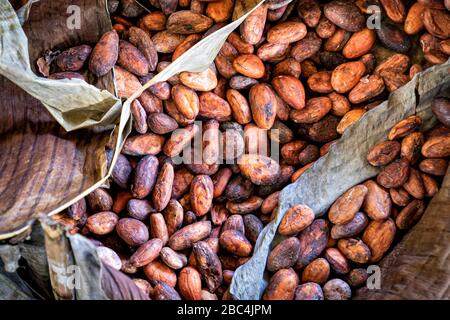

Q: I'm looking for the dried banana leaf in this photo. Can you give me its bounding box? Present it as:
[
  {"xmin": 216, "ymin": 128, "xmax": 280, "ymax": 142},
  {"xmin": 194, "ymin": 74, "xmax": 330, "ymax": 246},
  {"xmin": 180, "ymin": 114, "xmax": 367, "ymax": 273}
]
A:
[{"xmin": 0, "ymin": 0, "xmax": 121, "ymax": 238}]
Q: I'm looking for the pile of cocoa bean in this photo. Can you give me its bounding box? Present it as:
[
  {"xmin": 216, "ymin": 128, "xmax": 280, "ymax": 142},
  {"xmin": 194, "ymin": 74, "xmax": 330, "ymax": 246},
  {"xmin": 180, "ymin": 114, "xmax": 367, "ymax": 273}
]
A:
[
  {"xmin": 262, "ymin": 97, "xmax": 450, "ymax": 300},
  {"xmin": 48, "ymin": 0, "xmax": 450, "ymax": 300}
]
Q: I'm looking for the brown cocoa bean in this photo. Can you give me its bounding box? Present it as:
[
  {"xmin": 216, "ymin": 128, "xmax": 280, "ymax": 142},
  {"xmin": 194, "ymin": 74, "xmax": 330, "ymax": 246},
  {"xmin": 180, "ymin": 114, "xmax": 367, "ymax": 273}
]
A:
[
  {"xmin": 419, "ymin": 158, "xmax": 448, "ymax": 176},
  {"xmin": 302, "ymin": 258, "xmax": 330, "ymax": 284},
  {"xmin": 307, "ymin": 71, "xmax": 333, "ymax": 94},
  {"xmin": 118, "ymin": 40, "xmax": 149, "ymax": 76},
  {"xmin": 178, "ymin": 267, "xmax": 202, "ymax": 300},
  {"xmin": 367, "ymin": 141, "xmax": 401, "ymax": 166},
  {"xmin": 377, "ymin": 159, "xmax": 410, "ymax": 188},
  {"xmin": 343, "ymin": 28, "xmax": 376, "ymax": 59},
  {"xmin": 130, "ymin": 238, "xmax": 163, "ymax": 267},
  {"xmin": 131, "ymin": 155, "xmax": 159, "ymax": 199},
  {"xmin": 147, "ymin": 113, "xmax": 179, "ymax": 135},
  {"xmin": 219, "ymin": 230, "xmax": 252, "ymax": 257},
  {"xmin": 362, "ymin": 180, "xmax": 392, "ymax": 221},
  {"xmin": 243, "ymin": 214, "xmax": 263, "ymax": 244},
  {"xmin": 267, "ymin": 21, "xmax": 307, "ymax": 44},
  {"xmin": 330, "ymin": 212, "xmax": 369, "ymax": 240},
  {"xmin": 166, "ymin": 10, "xmax": 213, "ymax": 34},
  {"xmin": 362, "ymin": 219, "xmax": 396, "ymax": 262},
  {"xmin": 346, "ymin": 268, "xmax": 368, "ymax": 288},
  {"xmin": 240, "ymin": 3, "xmax": 267, "ymax": 45},
  {"xmin": 380, "ymin": 0, "xmax": 406, "ymax": 23},
  {"xmin": 389, "ymin": 187, "xmax": 411, "ymax": 207},
  {"xmin": 295, "ymin": 219, "xmax": 329, "ymax": 269},
  {"xmin": 337, "ymin": 238, "xmax": 371, "ymax": 264},
  {"xmin": 180, "ymin": 67, "xmax": 218, "ymax": 91},
  {"xmin": 163, "ymin": 123, "xmax": 199, "ymax": 157},
  {"xmin": 290, "ymin": 32, "xmax": 322, "ymax": 63},
  {"xmin": 89, "ymin": 30, "xmax": 119, "ymax": 76},
  {"xmin": 267, "ymin": 237, "xmax": 300, "ymax": 272},
  {"xmin": 297, "ymin": 0, "xmax": 321, "ymax": 28},
  {"xmin": 263, "ymin": 268, "xmax": 299, "ymax": 300},
  {"xmin": 193, "ymin": 241, "xmax": 223, "ymax": 292},
  {"xmin": 323, "ymin": 279, "xmax": 351, "ymax": 300},
  {"xmin": 278, "ymin": 204, "xmax": 315, "ymax": 236},
  {"xmin": 122, "ymin": 133, "xmax": 165, "ymax": 156},
  {"xmin": 331, "ymin": 61, "xmax": 366, "ymax": 93},
  {"xmin": 290, "ymin": 97, "xmax": 332, "ymax": 124},
  {"xmin": 432, "ymin": 98, "xmax": 450, "ymax": 127},
  {"xmin": 190, "ymin": 175, "xmax": 214, "ymax": 216},
  {"xmin": 404, "ymin": 2, "xmax": 425, "ymax": 35},
  {"xmin": 144, "ymin": 260, "xmax": 177, "ymax": 287},
  {"xmin": 349, "ymin": 75, "xmax": 385, "ymax": 104},
  {"xmin": 403, "ymin": 168, "xmax": 426, "ymax": 199},
  {"xmin": 116, "ymin": 218, "xmax": 150, "ymax": 246},
  {"xmin": 294, "ymin": 283, "xmax": 324, "ymax": 300},
  {"xmin": 396, "ymin": 199, "xmax": 426, "ymax": 230},
  {"xmin": 87, "ymin": 188, "xmax": 113, "ymax": 212},
  {"xmin": 329, "ymin": 185, "xmax": 368, "ymax": 225},
  {"xmin": 56, "ymin": 45, "xmax": 92, "ymax": 72},
  {"xmin": 86, "ymin": 211, "xmax": 118, "ymax": 235},
  {"xmin": 324, "ymin": 248, "xmax": 350, "ymax": 275},
  {"xmin": 423, "ymin": 8, "xmax": 450, "ymax": 39},
  {"xmin": 324, "ymin": 1, "xmax": 365, "ymax": 32},
  {"xmin": 238, "ymin": 154, "xmax": 281, "ymax": 185},
  {"xmin": 127, "ymin": 199, "xmax": 155, "ymax": 221},
  {"xmin": 168, "ymin": 221, "xmax": 212, "ymax": 250}
]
